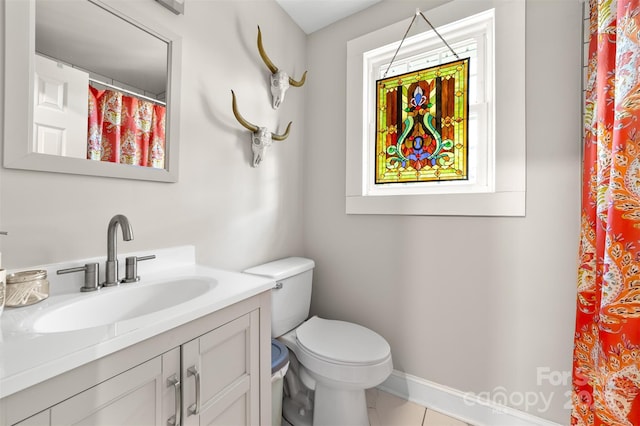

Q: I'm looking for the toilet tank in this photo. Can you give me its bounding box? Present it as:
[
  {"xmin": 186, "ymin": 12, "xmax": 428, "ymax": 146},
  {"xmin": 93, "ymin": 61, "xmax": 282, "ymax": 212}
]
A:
[{"xmin": 244, "ymin": 257, "xmax": 315, "ymax": 338}]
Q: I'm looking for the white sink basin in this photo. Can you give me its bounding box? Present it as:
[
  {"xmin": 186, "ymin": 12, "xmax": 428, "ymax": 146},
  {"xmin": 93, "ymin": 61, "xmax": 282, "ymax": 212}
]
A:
[{"xmin": 31, "ymin": 277, "xmax": 216, "ymax": 333}]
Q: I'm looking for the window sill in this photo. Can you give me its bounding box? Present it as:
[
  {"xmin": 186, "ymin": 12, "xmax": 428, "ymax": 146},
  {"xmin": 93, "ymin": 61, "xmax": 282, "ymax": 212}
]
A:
[{"xmin": 346, "ymin": 191, "xmax": 525, "ymax": 216}]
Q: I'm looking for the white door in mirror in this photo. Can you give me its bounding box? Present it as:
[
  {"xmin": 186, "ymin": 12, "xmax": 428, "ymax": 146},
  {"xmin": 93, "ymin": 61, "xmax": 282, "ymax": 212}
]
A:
[{"xmin": 33, "ymin": 55, "xmax": 88, "ymax": 159}]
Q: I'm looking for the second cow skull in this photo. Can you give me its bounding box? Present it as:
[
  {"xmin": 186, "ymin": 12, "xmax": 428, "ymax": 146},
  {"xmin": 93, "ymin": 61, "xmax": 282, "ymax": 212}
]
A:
[{"xmin": 231, "ymin": 90, "xmax": 292, "ymax": 167}]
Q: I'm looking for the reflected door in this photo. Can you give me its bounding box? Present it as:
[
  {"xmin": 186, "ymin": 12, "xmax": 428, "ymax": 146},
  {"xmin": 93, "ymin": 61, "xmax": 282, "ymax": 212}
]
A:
[{"xmin": 33, "ymin": 55, "xmax": 88, "ymax": 158}]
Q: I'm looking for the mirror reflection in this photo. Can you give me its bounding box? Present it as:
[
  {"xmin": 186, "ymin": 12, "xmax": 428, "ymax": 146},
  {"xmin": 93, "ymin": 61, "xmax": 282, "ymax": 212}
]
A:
[{"xmin": 34, "ymin": 0, "xmax": 169, "ymax": 169}]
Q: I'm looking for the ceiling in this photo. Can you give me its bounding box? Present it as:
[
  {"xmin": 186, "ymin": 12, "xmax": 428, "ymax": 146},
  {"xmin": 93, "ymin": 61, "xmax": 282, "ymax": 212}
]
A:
[{"xmin": 274, "ymin": 0, "xmax": 383, "ymax": 34}]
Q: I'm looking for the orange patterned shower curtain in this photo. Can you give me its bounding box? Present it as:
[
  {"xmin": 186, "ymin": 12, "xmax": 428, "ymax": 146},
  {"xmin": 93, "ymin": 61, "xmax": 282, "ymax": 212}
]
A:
[
  {"xmin": 87, "ymin": 86, "xmax": 166, "ymax": 168},
  {"xmin": 572, "ymin": 0, "xmax": 640, "ymax": 425}
]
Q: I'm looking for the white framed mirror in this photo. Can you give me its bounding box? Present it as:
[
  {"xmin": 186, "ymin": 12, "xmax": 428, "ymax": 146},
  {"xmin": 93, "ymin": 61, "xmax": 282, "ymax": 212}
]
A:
[{"xmin": 3, "ymin": 0, "xmax": 182, "ymax": 182}]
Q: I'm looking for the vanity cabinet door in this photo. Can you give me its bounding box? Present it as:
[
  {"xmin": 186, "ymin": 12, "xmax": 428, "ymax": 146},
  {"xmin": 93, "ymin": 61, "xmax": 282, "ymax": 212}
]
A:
[
  {"xmin": 50, "ymin": 356, "xmax": 164, "ymax": 425},
  {"xmin": 182, "ymin": 310, "xmax": 260, "ymax": 426}
]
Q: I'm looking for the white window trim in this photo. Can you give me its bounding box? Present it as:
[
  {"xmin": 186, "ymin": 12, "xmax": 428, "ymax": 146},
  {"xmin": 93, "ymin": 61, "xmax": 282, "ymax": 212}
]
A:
[{"xmin": 345, "ymin": 0, "xmax": 525, "ymax": 216}]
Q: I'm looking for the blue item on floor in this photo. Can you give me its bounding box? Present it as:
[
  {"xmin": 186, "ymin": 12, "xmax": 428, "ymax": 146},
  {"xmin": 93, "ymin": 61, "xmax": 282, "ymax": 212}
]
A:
[
  {"xmin": 271, "ymin": 338, "xmax": 289, "ymax": 374},
  {"xmin": 271, "ymin": 339, "xmax": 290, "ymax": 426}
]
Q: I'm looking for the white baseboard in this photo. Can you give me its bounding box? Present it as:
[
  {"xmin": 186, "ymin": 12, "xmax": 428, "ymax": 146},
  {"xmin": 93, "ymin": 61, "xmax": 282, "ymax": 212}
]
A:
[{"xmin": 377, "ymin": 370, "xmax": 564, "ymax": 426}]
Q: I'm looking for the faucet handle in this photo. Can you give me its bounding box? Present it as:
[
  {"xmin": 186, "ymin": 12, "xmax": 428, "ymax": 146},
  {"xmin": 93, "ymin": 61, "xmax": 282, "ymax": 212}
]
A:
[
  {"xmin": 57, "ymin": 263, "xmax": 100, "ymax": 292},
  {"xmin": 121, "ymin": 255, "xmax": 156, "ymax": 284}
]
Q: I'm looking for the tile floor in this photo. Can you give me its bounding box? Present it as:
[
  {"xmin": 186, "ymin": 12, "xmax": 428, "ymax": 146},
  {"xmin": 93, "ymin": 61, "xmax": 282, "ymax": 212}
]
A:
[
  {"xmin": 366, "ymin": 388, "xmax": 472, "ymax": 426},
  {"xmin": 282, "ymin": 388, "xmax": 472, "ymax": 426}
]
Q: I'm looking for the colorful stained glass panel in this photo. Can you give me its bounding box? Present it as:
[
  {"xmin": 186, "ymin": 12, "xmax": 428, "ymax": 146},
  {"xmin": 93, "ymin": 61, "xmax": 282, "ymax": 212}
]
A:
[{"xmin": 375, "ymin": 58, "xmax": 469, "ymax": 184}]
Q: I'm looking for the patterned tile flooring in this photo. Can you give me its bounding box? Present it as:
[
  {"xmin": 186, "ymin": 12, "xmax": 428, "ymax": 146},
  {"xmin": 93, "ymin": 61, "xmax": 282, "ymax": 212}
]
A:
[
  {"xmin": 281, "ymin": 388, "xmax": 472, "ymax": 426},
  {"xmin": 366, "ymin": 389, "xmax": 472, "ymax": 426}
]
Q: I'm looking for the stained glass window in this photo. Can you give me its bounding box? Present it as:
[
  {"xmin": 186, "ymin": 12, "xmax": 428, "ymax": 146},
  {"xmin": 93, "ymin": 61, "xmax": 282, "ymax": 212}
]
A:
[{"xmin": 375, "ymin": 58, "xmax": 469, "ymax": 184}]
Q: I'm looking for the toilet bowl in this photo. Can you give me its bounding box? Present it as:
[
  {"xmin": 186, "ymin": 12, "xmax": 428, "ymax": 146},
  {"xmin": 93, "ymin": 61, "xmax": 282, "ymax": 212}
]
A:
[
  {"xmin": 244, "ymin": 257, "xmax": 393, "ymax": 426},
  {"xmin": 282, "ymin": 316, "xmax": 392, "ymax": 389},
  {"xmin": 280, "ymin": 316, "xmax": 393, "ymax": 426}
]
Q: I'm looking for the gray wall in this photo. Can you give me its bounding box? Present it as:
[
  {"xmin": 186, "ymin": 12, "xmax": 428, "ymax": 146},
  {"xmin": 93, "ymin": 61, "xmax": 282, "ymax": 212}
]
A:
[
  {"xmin": 0, "ymin": 0, "xmax": 307, "ymax": 272},
  {"xmin": 303, "ymin": 0, "xmax": 582, "ymax": 423}
]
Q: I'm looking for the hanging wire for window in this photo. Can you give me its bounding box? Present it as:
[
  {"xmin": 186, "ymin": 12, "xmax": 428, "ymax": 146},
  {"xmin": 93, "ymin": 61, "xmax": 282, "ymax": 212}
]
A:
[{"xmin": 383, "ymin": 9, "xmax": 459, "ymax": 78}]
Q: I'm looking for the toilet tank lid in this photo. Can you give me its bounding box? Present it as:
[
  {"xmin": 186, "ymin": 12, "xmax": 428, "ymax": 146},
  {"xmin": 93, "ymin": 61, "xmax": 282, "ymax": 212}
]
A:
[{"xmin": 244, "ymin": 257, "xmax": 315, "ymax": 280}]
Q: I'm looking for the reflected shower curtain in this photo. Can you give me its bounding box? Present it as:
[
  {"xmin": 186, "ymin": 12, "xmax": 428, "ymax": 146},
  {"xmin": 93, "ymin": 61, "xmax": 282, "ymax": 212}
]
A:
[
  {"xmin": 572, "ymin": 0, "xmax": 640, "ymax": 425},
  {"xmin": 87, "ymin": 86, "xmax": 166, "ymax": 168}
]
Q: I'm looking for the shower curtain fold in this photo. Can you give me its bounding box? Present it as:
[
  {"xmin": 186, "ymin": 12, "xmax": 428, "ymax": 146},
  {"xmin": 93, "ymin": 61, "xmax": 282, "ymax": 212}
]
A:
[
  {"xmin": 87, "ymin": 86, "xmax": 166, "ymax": 168},
  {"xmin": 571, "ymin": 0, "xmax": 640, "ymax": 425}
]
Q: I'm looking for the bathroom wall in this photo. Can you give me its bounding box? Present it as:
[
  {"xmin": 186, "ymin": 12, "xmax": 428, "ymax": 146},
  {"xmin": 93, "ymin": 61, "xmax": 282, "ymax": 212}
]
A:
[
  {"xmin": 303, "ymin": 0, "xmax": 582, "ymax": 424},
  {"xmin": 0, "ymin": 0, "xmax": 307, "ymax": 271}
]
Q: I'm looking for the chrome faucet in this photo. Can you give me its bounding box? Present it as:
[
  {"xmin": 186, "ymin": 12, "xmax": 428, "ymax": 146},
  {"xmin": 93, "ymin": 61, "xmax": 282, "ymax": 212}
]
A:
[{"xmin": 104, "ymin": 214, "xmax": 133, "ymax": 287}]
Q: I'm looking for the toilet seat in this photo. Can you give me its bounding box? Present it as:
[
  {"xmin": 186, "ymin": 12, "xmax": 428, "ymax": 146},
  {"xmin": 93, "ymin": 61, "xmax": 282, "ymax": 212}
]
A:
[
  {"xmin": 296, "ymin": 316, "xmax": 390, "ymax": 365},
  {"xmin": 286, "ymin": 316, "xmax": 393, "ymax": 390}
]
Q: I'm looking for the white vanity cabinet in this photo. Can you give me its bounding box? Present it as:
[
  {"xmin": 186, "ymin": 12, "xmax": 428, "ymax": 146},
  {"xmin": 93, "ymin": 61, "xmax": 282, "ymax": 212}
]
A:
[
  {"xmin": 51, "ymin": 351, "xmax": 175, "ymax": 425},
  {"xmin": 12, "ymin": 351, "xmax": 178, "ymax": 426},
  {"xmin": 1, "ymin": 292, "xmax": 272, "ymax": 426},
  {"xmin": 182, "ymin": 311, "xmax": 259, "ymax": 425}
]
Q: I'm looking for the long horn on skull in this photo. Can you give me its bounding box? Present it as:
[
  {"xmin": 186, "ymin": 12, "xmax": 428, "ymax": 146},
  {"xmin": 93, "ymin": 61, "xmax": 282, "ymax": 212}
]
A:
[
  {"xmin": 231, "ymin": 90, "xmax": 259, "ymax": 133},
  {"xmin": 289, "ymin": 71, "xmax": 307, "ymax": 87},
  {"xmin": 272, "ymin": 122, "xmax": 292, "ymax": 141},
  {"xmin": 257, "ymin": 26, "xmax": 279, "ymax": 74}
]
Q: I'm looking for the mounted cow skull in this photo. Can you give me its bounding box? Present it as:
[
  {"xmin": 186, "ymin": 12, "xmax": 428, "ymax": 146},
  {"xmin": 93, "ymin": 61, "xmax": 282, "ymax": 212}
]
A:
[
  {"xmin": 257, "ymin": 26, "xmax": 307, "ymax": 109},
  {"xmin": 231, "ymin": 90, "xmax": 292, "ymax": 167}
]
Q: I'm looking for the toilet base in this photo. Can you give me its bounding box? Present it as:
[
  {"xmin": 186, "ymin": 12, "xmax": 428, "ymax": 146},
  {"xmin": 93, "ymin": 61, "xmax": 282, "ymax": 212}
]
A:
[
  {"xmin": 282, "ymin": 350, "xmax": 370, "ymax": 426},
  {"xmin": 283, "ymin": 382, "xmax": 369, "ymax": 426},
  {"xmin": 313, "ymin": 383, "xmax": 369, "ymax": 426},
  {"xmin": 283, "ymin": 395, "xmax": 313, "ymax": 426}
]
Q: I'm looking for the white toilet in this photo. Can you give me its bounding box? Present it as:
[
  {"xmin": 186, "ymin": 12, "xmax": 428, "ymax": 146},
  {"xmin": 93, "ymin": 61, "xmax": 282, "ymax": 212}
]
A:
[{"xmin": 244, "ymin": 257, "xmax": 393, "ymax": 426}]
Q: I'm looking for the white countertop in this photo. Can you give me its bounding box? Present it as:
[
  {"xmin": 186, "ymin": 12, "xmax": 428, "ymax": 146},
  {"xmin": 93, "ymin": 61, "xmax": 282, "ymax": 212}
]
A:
[{"xmin": 0, "ymin": 246, "xmax": 274, "ymax": 399}]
